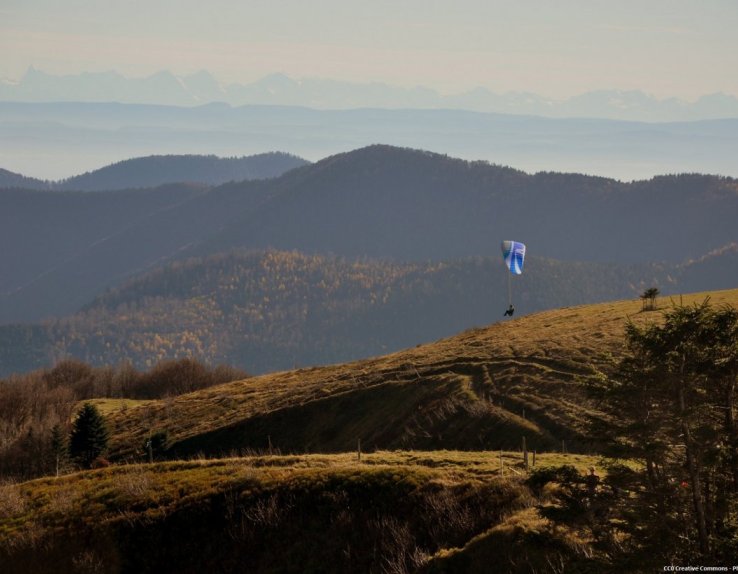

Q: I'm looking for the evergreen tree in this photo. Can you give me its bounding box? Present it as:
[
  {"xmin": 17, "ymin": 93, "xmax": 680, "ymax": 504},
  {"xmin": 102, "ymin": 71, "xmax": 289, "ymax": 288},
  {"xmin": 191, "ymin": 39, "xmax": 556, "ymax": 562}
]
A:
[
  {"xmin": 587, "ymin": 299, "xmax": 738, "ymax": 563},
  {"xmin": 69, "ymin": 403, "xmax": 109, "ymax": 469}
]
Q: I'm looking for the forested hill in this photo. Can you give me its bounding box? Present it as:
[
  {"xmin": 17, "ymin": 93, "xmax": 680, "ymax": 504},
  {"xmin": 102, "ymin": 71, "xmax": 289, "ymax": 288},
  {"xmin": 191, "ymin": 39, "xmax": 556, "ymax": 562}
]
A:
[
  {"xmin": 0, "ymin": 167, "xmax": 48, "ymax": 190},
  {"xmin": 55, "ymin": 153, "xmax": 308, "ymax": 190},
  {"xmin": 0, "ymin": 152, "xmax": 308, "ymax": 191},
  {"xmin": 197, "ymin": 145, "xmax": 738, "ymax": 264},
  {"xmin": 1, "ymin": 145, "xmax": 737, "ymax": 325},
  {"xmin": 2, "ymin": 248, "xmax": 734, "ymax": 377}
]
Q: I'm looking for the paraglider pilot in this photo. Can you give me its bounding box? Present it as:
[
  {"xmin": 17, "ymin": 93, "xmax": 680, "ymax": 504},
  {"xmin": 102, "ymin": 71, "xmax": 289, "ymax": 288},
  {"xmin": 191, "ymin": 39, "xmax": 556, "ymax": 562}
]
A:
[{"xmin": 501, "ymin": 241, "xmax": 525, "ymax": 319}]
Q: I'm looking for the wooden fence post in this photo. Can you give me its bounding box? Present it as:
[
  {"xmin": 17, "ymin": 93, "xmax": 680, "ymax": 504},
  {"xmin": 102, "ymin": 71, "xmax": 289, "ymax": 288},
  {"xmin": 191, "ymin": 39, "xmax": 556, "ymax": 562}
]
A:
[{"xmin": 522, "ymin": 436, "xmax": 528, "ymax": 471}]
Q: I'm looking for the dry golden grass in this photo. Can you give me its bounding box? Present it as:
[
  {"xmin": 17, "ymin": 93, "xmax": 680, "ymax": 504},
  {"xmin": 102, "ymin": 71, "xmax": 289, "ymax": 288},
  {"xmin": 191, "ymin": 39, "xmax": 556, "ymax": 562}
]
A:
[
  {"xmin": 11, "ymin": 291, "xmax": 725, "ymax": 572},
  {"xmin": 0, "ymin": 481, "xmax": 27, "ymax": 519},
  {"xmin": 0, "ymin": 450, "xmax": 600, "ymax": 541},
  {"xmin": 2, "ymin": 449, "xmax": 614, "ymax": 574},
  {"xmin": 421, "ymin": 505, "xmax": 596, "ymax": 574},
  {"xmin": 85, "ymin": 398, "xmax": 156, "ymax": 416},
  {"xmin": 103, "ymin": 289, "xmax": 738, "ymax": 460}
]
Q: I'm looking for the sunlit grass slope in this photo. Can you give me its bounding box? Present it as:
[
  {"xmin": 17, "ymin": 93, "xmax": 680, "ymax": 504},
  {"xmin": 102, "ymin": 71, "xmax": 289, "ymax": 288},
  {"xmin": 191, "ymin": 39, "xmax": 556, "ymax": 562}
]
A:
[
  {"xmin": 0, "ymin": 451, "xmax": 600, "ymax": 574},
  {"xmin": 100, "ymin": 288, "xmax": 738, "ymax": 461}
]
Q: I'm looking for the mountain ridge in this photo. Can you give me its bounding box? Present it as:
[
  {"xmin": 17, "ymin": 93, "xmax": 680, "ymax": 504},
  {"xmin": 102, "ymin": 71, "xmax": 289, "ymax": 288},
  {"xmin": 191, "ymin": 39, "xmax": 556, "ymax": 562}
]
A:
[
  {"xmin": 0, "ymin": 152, "xmax": 308, "ymax": 191},
  {"xmin": 3, "ymin": 101, "xmax": 737, "ymax": 181},
  {"xmin": 3, "ymin": 67, "xmax": 738, "ymax": 121},
  {"xmin": 190, "ymin": 145, "xmax": 738, "ymax": 264},
  {"xmin": 1, "ymin": 145, "xmax": 737, "ymax": 327}
]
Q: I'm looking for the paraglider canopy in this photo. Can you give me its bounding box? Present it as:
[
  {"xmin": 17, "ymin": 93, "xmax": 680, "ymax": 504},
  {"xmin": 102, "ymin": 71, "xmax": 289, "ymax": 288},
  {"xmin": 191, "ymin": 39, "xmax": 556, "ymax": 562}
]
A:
[
  {"xmin": 501, "ymin": 241, "xmax": 526, "ymax": 275},
  {"xmin": 501, "ymin": 240, "xmax": 526, "ymax": 314}
]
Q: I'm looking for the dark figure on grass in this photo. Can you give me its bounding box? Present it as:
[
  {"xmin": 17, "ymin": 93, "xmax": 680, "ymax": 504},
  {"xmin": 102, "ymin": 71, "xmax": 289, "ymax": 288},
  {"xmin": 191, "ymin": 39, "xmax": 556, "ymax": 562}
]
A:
[
  {"xmin": 585, "ymin": 466, "xmax": 600, "ymax": 496},
  {"xmin": 504, "ymin": 304, "xmax": 515, "ymax": 317}
]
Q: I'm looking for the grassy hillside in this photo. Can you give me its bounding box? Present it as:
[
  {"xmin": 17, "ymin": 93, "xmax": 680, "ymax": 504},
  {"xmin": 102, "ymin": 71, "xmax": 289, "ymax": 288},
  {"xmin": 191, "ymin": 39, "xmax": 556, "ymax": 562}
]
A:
[
  {"xmin": 0, "ymin": 451, "xmax": 601, "ymax": 574},
  {"xmin": 4, "ymin": 291, "xmax": 737, "ymax": 572},
  {"xmin": 99, "ymin": 288, "xmax": 738, "ymax": 462}
]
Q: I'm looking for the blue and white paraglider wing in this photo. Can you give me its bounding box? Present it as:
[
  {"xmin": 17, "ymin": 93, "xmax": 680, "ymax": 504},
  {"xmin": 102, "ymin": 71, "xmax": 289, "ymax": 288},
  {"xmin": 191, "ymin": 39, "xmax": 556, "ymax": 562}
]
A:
[{"xmin": 501, "ymin": 240, "xmax": 526, "ymax": 275}]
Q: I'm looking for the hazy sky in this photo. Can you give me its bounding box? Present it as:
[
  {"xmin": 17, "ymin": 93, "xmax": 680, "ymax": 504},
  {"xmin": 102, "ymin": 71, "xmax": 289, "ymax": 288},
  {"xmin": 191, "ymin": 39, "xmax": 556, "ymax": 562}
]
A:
[{"xmin": 1, "ymin": 0, "xmax": 737, "ymax": 99}]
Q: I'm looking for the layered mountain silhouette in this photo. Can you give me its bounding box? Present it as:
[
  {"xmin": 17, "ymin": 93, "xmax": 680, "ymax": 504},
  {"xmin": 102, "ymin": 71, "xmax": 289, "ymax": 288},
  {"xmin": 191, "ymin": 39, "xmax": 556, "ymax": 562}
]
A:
[
  {"xmin": 3, "ymin": 101, "xmax": 737, "ymax": 182},
  {"xmin": 2, "ymin": 145, "xmax": 737, "ymax": 326},
  {"xmin": 3, "ymin": 68, "xmax": 738, "ymax": 121},
  {"xmin": 190, "ymin": 146, "xmax": 738, "ymax": 265},
  {"xmin": 1, "ymin": 145, "xmax": 737, "ymax": 376},
  {"xmin": 0, "ymin": 153, "xmax": 308, "ymax": 191},
  {"xmin": 0, "ymin": 168, "xmax": 47, "ymax": 189}
]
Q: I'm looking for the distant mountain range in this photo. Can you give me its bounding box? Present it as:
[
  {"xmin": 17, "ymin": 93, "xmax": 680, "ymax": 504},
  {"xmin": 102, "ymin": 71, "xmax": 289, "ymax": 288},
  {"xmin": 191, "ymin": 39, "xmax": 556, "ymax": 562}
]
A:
[
  {"xmin": 2, "ymin": 67, "xmax": 738, "ymax": 122},
  {"xmin": 0, "ymin": 153, "xmax": 307, "ymax": 191},
  {"xmin": 3, "ymin": 101, "xmax": 737, "ymax": 181}
]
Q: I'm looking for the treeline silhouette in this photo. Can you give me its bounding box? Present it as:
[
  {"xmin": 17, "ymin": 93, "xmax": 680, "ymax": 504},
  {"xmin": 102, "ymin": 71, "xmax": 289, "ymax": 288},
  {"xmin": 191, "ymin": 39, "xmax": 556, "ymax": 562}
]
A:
[
  {"xmin": 54, "ymin": 152, "xmax": 308, "ymax": 191},
  {"xmin": 0, "ymin": 357, "xmax": 248, "ymax": 479},
  {"xmin": 0, "ymin": 152, "xmax": 308, "ymax": 191}
]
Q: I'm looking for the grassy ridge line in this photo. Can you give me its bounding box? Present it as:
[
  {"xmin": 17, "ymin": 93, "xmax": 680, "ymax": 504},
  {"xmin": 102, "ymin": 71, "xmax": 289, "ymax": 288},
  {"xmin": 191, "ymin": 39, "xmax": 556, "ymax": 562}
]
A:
[
  {"xmin": 0, "ymin": 450, "xmax": 598, "ymax": 534},
  {"xmin": 1, "ymin": 450, "xmax": 606, "ymax": 573},
  {"xmin": 101, "ymin": 289, "xmax": 738, "ymax": 459}
]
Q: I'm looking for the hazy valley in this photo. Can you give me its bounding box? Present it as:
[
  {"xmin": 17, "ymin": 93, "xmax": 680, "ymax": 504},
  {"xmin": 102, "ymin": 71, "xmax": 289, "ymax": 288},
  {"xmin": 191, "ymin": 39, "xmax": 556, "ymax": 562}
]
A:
[
  {"xmin": 5, "ymin": 68, "xmax": 738, "ymax": 121},
  {"xmin": 3, "ymin": 100, "xmax": 738, "ymax": 182}
]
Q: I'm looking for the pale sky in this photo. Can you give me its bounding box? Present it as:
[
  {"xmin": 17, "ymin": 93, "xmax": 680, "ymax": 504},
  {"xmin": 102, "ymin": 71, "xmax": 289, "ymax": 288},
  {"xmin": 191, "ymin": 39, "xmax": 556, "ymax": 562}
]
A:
[{"xmin": 1, "ymin": 0, "xmax": 737, "ymax": 99}]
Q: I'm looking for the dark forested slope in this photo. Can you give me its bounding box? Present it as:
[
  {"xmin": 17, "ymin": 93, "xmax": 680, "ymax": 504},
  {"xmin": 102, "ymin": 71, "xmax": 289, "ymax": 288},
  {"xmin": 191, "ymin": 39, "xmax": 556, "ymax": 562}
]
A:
[
  {"xmin": 197, "ymin": 146, "xmax": 738, "ymax": 264},
  {"xmin": 55, "ymin": 152, "xmax": 308, "ymax": 191},
  {"xmin": 0, "ymin": 152, "xmax": 308, "ymax": 191},
  {"xmin": 2, "ymin": 145, "xmax": 736, "ymax": 326},
  {"xmin": 0, "ymin": 168, "xmax": 48, "ymax": 190}
]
